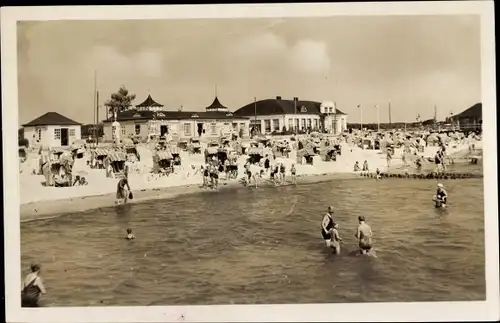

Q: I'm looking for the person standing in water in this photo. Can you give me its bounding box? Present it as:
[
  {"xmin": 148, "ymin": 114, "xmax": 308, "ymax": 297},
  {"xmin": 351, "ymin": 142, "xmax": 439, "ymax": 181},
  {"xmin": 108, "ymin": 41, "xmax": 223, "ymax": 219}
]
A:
[
  {"xmin": 355, "ymin": 216, "xmax": 373, "ymax": 256},
  {"xmin": 116, "ymin": 177, "xmax": 131, "ymax": 205},
  {"xmin": 321, "ymin": 206, "xmax": 336, "ymax": 247},
  {"xmin": 21, "ymin": 264, "xmax": 46, "ymax": 307},
  {"xmin": 290, "ymin": 163, "xmax": 297, "ymax": 185},
  {"xmin": 330, "ymin": 223, "xmax": 343, "ymax": 255},
  {"xmin": 434, "ymin": 183, "xmax": 448, "ymax": 208}
]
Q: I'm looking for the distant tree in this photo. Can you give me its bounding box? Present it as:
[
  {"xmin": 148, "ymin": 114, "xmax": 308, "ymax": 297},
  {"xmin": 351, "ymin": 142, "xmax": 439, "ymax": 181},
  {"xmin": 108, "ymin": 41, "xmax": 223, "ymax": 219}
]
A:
[{"xmin": 104, "ymin": 86, "xmax": 136, "ymax": 117}]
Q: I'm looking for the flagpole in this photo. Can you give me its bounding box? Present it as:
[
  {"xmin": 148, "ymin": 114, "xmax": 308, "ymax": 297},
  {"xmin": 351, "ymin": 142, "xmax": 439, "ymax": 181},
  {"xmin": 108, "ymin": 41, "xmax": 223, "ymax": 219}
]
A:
[
  {"xmin": 376, "ymin": 105, "xmax": 380, "ymax": 132},
  {"xmin": 359, "ymin": 104, "xmax": 363, "ymax": 131},
  {"xmin": 388, "ymin": 101, "xmax": 392, "ymax": 125},
  {"xmin": 254, "ymin": 97, "xmax": 257, "ymax": 134},
  {"xmin": 93, "ymin": 70, "xmax": 97, "ymax": 142}
]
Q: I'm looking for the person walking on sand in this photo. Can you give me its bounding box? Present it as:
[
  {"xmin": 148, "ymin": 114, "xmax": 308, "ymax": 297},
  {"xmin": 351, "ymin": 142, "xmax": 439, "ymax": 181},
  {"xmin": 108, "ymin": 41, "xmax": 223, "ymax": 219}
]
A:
[
  {"xmin": 321, "ymin": 206, "xmax": 336, "ymax": 247},
  {"xmin": 355, "ymin": 216, "xmax": 374, "ymax": 256},
  {"xmin": 116, "ymin": 177, "xmax": 131, "ymax": 205},
  {"xmin": 21, "ymin": 264, "xmax": 46, "ymax": 307}
]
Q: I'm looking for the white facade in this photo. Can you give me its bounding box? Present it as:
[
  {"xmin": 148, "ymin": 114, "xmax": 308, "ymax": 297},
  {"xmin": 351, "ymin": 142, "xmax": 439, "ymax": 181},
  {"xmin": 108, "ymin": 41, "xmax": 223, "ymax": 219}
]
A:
[
  {"xmin": 249, "ymin": 114, "xmax": 322, "ymax": 134},
  {"xmin": 24, "ymin": 125, "xmax": 81, "ymax": 148},
  {"xmin": 320, "ymin": 101, "xmax": 348, "ymax": 134},
  {"xmin": 103, "ymin": 118, "xmax": 250, "ymax": 142}
]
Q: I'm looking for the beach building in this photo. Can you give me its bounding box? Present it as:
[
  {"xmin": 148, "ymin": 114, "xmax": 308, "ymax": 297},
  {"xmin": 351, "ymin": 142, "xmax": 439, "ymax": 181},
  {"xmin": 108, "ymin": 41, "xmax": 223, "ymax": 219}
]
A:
[
  {"xmin": 22, "ymin": 112, "xmax": 82, "ymax": 147},
  {"xmin": 233, "ymin": 97, "xmax": 347, "ymax": 134},
  {"xmin": 102, "ymin": 95, "xmax": 250, "ymax": 142},
  {"xmin": 450, "ymin": 103, "xmax": 482, "ymax": 131}
]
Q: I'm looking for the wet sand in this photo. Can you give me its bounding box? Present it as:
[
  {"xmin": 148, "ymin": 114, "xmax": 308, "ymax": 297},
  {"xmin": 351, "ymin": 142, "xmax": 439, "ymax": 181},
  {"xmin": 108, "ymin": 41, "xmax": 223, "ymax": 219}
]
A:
[{"xmin": 20, "ymin": 172, "xmax": 360, "ymax": 221}]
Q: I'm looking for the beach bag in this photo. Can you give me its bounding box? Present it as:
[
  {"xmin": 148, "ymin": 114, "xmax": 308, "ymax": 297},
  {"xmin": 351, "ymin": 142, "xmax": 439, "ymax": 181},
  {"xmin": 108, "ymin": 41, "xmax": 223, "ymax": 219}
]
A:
[{"xmin": 128, "ymin": 191, "xmax": 134, "ymax": 200}]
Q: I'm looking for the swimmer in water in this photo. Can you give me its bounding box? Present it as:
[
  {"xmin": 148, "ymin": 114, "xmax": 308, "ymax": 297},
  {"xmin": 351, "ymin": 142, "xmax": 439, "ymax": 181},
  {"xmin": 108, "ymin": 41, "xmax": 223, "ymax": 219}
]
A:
[
  {"xmin": 355, "ymin": 216, "xmax": 373, "ymax": 256},
  {"xmin": 330, "ymin": 223, "xmax": 343, "ymax": 255},
  {"xmin": 433, "ymin": 183, "xmax": 448, "ymax": 208},
  {"xmin": 321, "ymin": 206, "xmax": 335, "ymax": 247},
  {"xmin": 126, "ymin": 228, "xmax": 135, "ymax": 240}
]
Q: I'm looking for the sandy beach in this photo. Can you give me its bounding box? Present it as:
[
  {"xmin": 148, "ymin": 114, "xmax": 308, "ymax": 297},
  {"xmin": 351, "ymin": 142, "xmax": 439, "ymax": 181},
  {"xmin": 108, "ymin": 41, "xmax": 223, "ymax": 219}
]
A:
[{"xmin": 19, "ymin": 139, "xmax": 476, "ymax": 221}]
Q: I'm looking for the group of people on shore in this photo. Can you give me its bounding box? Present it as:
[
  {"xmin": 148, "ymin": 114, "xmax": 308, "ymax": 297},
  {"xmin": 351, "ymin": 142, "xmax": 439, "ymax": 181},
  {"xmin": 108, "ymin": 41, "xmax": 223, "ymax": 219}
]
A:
[{"xmin": 244, "ymin": 157, "xmax": 297, "ymax": 188}]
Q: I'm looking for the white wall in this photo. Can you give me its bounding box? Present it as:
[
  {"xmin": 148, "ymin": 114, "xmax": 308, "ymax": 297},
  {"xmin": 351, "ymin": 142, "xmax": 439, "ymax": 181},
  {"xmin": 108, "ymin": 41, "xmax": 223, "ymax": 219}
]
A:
[
  {"xmin": 103, "ymin": 118, "xmax": 250, "ymax": 141},
  {"xmin": 23, "ymin": 125, "xmax": 81, "ymax": 147},
  {"xmin": 324, "ymin": 115, "xmax": 348, "ymax": 134}
]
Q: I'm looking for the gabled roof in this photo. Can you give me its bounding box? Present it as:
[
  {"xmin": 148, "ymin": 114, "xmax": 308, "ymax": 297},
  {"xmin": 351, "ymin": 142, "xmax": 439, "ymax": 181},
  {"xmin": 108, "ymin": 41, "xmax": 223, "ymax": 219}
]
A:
[
  {"xmin": 102, "ymin": 109, "xmax": 249, "ymax": 123},
  {"xmin": 233, "ymin": 98, "xmax": 347, "ymax": 117},
  {"xmin": 456, "ymin": 103, "xmax": 482, "ymax": 119},
  {"xmin": 136, "ymin": 95, "xmax": 163, "ymax": 108},
  {"xmin": 205, "ymin": 96, "xmax": 229, "ymax": 111},
  {"xmin": 23, "ymin": 112, "xmax": 82, "ymax": 127}
]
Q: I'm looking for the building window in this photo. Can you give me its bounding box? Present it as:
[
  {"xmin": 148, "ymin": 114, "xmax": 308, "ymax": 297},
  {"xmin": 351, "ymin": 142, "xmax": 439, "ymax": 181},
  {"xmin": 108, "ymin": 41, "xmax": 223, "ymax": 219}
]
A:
[
  {"xmin": 300, "ymin": 106, "xmax": 307, "ymax": 113},
  {"xmin": 313, "ymin": 119, "xmax": 318, "ymax": 129},
  {"xmin": 211, "ymin": 123, "xmax": 217, "ymax": 135},
  {"xmin": 240, "ymin": 123, "xmax": 245, "ymax": 129},
  {"xmin": 329, "ymin": 107, "xmax": 333, "ymax": 113},
  {"xmin": 69, "ymin": 129, "xmax": 76, "ymax": 137},
  {"xmin": 54, "ymin": 128, "xmax": 61, "ymax": 140},
  {"xmin": 37, "ymin": 129, "xmax": 42, "ymax": 141},
  {"xmin": 135, "ymin": 124, "xmax": 141, "ymax": 135},
  {"xmin": 301, "ymin": 119, "xmax": 306, "ymax": 130},
  {"xmin": 273, "ymin": 119, "xmax": 280, "ymax": 131},
  {"xmin": 121, "ymin": 128, "xmax": 126, "ymax": 135},
  {"xmin": 224, "ymin": 123, "xmax": 230, "ymax": 126},
  {"xmin": 183, "ymin": 123, "xmax": 191, "ymax": 136},
  {"xmin": 264, "ymin": 120, "xmax": 271, "ymax": 133},
  {"xmin": 307, "ymin": 119, "xmax": 312, "ymax": 130},
  {"xmin": 288, "ymin": 119, "xmax": 294, "ymax": 130}
]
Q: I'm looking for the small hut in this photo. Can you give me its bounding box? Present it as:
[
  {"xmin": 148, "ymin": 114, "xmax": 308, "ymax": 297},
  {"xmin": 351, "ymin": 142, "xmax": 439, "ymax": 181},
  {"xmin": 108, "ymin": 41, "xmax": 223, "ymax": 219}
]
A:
[
  {"xmin": 205, "ymin": 146, "xmax": 219, "ymax": 163},
  {"xmin": 247, "ymin": 147, "xmax": 264, "ymax": 164},
  {"xmin": 178, "ymin": 140, "xmax": 189, "ymax": 150},
  {"xmin": 92, "ymin": 148, "xmax": 109, "ymax": 169},
  {"xmin": 152, "ymin": 150, "xmax": 174, "ymax": 175},
  {"xmin": 322, "ymin": 147, "xmax": 337, "ymax": 162},
  {"xmin": 188, "ymin": 138, "xmax": 202, "ymax": 154},
  {"xmin": 297, "ymin": 147, "xmax": 316, "ymax": 165},
  {"xmin": 104, "ymin": 151, "xmax": 127, "ymax": 178}
]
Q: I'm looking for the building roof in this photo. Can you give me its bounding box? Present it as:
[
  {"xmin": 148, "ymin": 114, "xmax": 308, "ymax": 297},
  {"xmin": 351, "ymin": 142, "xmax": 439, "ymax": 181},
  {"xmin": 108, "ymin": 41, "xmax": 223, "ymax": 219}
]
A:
[
  {"xmin": 136, "ymin": 95, "xmax": 164, "ymax": 108},
  {"xmin": 205, "ymin": 96, "xmax": 229, "ymax": 111},
  {"xmin": 102, "ymin": 109, "xmax": 249, "ymax": 123},
  {"xmin": 456, "ymin": 103, "xmax": 482, "ymax": 119},
  {"xmin": 233, "ymin": 97, "xmax": 347, "ymax": 117},
  {"xmin": 23, "ymin": 112, "xmax": 82, "ymax": 127}
]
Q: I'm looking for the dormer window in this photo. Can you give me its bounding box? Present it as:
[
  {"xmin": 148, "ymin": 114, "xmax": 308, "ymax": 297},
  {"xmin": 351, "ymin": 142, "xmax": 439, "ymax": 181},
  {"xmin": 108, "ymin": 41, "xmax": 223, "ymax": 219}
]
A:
[
  {"xmin": 191, "ymin": 113, "xmax": 199, "ymax": 118},
  {"xmin": 300, "ymin": 106, "xmax": 307, "ymax": 113},
  {"xmin": 133, "ymin": 113, "xmax": 141, "ymax": 118},
  {"xmin": 156, "ymin": 112, "xmax": 165, "ymax": 117},
  {"xmin": 226, "ymin": 113, "xmax": 233, "ymax": 117}
]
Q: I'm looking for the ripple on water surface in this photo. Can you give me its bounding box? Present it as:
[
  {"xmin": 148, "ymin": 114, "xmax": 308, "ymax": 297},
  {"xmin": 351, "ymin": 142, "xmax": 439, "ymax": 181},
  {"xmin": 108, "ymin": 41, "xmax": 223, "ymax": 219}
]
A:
[{"xmin": 21, "ymin": 177, "xmax": 486, "ymax": 306}]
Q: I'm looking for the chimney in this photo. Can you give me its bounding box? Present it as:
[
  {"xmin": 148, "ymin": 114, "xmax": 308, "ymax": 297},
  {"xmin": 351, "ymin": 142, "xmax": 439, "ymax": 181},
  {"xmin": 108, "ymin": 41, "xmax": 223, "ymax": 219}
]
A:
[
  {"xmin": 293, "ymin": 97, "xmax": 299, "ymax": 101},
  {"xmin": 276, "ymin": 96, "xmax": 282, "ymax": 100}
]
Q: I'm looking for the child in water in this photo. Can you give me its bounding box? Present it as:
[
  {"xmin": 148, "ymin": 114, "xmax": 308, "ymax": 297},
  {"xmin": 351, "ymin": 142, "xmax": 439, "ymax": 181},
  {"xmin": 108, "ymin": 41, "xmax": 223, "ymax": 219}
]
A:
[
  {"xmin": 330, "ymin": 223, "xmax": 343, "ymax": 255},
  {"xmin": 126, "ymin": 228, "xmax": 135, "ymax": 240}
]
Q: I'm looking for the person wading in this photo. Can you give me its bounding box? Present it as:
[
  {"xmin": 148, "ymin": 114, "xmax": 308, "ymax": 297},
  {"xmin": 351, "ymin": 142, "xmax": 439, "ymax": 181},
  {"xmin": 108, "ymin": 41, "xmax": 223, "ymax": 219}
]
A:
[
  {"xmin": 21, "ymin": 264, "xmax": 46, "ymax": 307},
  {"xmin": 321, "ymin": 206, "xmax": 336, "ymax": 247},
  {"xmin": 116, "ymin": 177, "xmax": 132, "ymax": 205},
  {"xmin": 355, "ymin": 216, "xmax": 374, "ymax": 256}
]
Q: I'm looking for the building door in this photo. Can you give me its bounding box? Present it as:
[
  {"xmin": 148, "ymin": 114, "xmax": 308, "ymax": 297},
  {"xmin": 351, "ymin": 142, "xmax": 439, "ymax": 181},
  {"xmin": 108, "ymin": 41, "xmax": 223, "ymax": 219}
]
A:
[
  {"xmin": 197, "ymin": 123, "xmax": 203, "ymax": 137},
  {"xmin": 60, "ymin": 128, "xmax": 69, "ymax": 146},
  {"xmin": 160, "ymin": 125, "xmax": 168, "ymax": 136}
]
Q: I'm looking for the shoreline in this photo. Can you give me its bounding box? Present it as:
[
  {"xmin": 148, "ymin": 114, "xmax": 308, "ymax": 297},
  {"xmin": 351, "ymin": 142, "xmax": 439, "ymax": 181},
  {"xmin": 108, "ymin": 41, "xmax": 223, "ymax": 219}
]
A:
[{"xmin": 20, "ymin": 172, "xmax": 361, "ymax": 222}]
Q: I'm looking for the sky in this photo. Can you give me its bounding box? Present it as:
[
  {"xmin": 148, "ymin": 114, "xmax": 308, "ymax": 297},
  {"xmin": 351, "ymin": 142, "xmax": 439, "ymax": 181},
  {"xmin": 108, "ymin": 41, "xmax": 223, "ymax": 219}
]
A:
[{"xmin": 17, "ymin": 15, "xmax": 481, "ymax": 125}]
